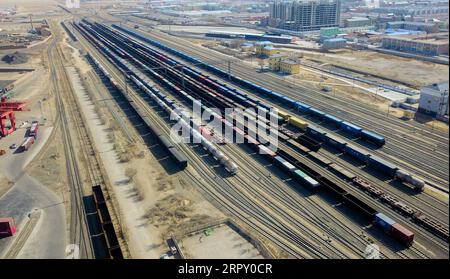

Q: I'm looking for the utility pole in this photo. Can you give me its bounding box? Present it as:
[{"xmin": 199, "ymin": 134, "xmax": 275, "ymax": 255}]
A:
[{"xmin": 29, "ymin": 14, "xmax": 34, "ymax": 31}]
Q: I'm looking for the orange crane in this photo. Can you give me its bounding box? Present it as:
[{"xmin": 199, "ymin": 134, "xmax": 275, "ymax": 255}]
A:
[{"xmin": 0, "ymin": 97, "xmax": 27, "ymax": 137}]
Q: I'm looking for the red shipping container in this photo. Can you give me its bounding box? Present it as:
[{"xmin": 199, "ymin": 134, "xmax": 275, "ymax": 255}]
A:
[
  {"xmin": 0, "ymin": 217, "xmax": 16, "ymax": 238},
  {"xmin": 392, "ymin": 223, "xmax": 414, "ymax": 246}
]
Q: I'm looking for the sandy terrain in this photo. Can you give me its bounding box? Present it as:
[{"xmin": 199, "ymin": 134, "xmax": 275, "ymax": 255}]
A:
[
  {"xmin": 65, "ymin": 38, "xmax": 225, "ymax": 258},
  {"xmin": 297, "ymin": 49, "xmax": 449, "ymax": 88},
  {"xmin": 179, "ymin": 224, "xmax": 264, "ymax": 259}
]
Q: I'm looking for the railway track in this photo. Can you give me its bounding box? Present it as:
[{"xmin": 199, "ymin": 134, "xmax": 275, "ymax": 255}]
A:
[
  {"xmin": 72, "ymin": 22, "xmax": 403, "ymax": 259},
  {"xmin": 93, "ymin": 20, "xmax": 448, "ymax": 247},
  {"xmin": 113, "ymin": 20, "xmax": 449, "ymax": 189}
]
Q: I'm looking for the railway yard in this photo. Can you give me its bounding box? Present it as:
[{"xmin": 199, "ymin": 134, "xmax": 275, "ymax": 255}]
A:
[{"xmin": 0, "ymin": 1, "xmax": 448, "ymax": 260}]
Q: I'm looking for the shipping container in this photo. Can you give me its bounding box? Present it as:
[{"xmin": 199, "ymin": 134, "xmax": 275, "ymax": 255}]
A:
[
  {"xmin": 344, "ymin": 145, "xmax": 370, "ymax": 163},
  {"xmin": 374, "ymin": 213, "xmax": 396, "ymax": 232},
  {"xmin": 361, "ymin": 130, "xmax": 385, "ymax": 147},
  {"xmin": 340, "ymin": 121, "xmax": 363, "ymax": 136},
  {"xmin": 368, "ymin": 155, "xmax": 398, "ymax": 177},
  {"xmin": 391, "ymin": 223, "xmax": 414, "ymax": 246}
]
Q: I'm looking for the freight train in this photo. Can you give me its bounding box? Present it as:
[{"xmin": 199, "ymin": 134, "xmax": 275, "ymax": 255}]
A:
[
  {"xmin": 112, "ymin": 24, "xmax": 386, "ymax": 148},
  {"xmin": 108, "ymin": 23, "xmax": 423, "ymax": 192},
  {"xmin": 75, "ymin": 21, "xmax": 450, "ymax": 246}
]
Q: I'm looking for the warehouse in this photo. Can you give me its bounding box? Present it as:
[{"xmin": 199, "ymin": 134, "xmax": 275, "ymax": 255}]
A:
[
  {"xmin": 381, "ymin": 33, "xmax": 449, "ymax": 56},
  {"xmin": 205, "ymin": 31, "xmax": 293, "ymax": 44},
  {"xmin": 418, "ymin": 82, "xmax": 449, "ymax": 117},
  {"xmin": 386, "ymin": 21, "xmax": 439, "ymax": 34}
]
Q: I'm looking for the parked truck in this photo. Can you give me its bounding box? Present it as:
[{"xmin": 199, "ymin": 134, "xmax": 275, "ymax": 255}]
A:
[{"xmin": 0, "ymin": 217, "xmax": 17, "ymax": 238}]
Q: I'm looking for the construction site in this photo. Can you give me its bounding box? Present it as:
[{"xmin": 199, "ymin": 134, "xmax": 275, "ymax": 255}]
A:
[{"xmin": 0, "ymin": 0, "xmax": 448, "ymax": 261}]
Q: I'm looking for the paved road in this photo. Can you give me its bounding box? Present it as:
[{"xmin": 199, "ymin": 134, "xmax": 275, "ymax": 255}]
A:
[{"xmin": 0, "ymin": 127, "xmax": 66, "ymax": 259}]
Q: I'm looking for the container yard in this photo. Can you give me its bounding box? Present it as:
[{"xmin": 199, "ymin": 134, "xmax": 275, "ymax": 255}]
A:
[{"xmin": 0, "ymin": 0, "xmax": 448, "ymax": 266}]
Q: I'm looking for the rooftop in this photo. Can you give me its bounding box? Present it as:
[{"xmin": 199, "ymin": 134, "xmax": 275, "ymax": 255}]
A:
[
  {"xmin": 424, "ymin": 82, "xmax": 449, "ymax": 92},
  {"xmin": 281, "ymin": 60, "xmax": 299, "ymax": 65}
]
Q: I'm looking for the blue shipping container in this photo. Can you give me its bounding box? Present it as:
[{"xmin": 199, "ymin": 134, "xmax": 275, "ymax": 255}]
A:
[
  {"xmin": 368, "ymin": 155, "xmax": 398, "ymax": 177},
  {"xmin": 374, "ymin": 213, "xmax": 396, "ymax": 232},
  {"xmin": 340, "ymin": 121, "xmax": 363, "ymax": 136}
]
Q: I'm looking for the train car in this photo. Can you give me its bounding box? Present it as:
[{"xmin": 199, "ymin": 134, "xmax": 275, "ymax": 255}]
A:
[
  {"xmin": 277, "ymin": 110, "xmax": 291, "ymax": 120},
  {"xmin": 308, "ymin": 151, "xmax": 332, "ymax": 167},
  {"xmin": 295, "ymin": 101, "xmax": 311, "ymax": 112},
  {"xmin": 395, "ymin": 169, "xmax": 425, "ymax": 191},
  {"xmin": 343, "ymin": 193, "xmax": 378, "ymax": 218},
  {"xmin": 344, "ymin": 144, "xmax": 370, "ymax": 163},
  {"xmin": 391, "ymin": 223, "xmax": 414, "ymax": 247},
  {"xmin": 323, "ymin": 114, "xmax": 343, "ymax": 127},
  {"xmin": 296, "ymin": 135, "xmax": 321, "ymax": 152},
  {"xmin": 288, "ymin": 116, "xmax": 308, "ymax": 131},
  {"xmin": 168, "ymin": 147, "xmax": 188, "ymax": 169},
  {"xmin": 322, "ymin": 133, "xmax": 347, "ymax": 151},
  {"xmin": 308, "ymin": 107, "xmax": 325, "ymax": 119},
  {"xmin": 374, "ymin": 213, "xmax": 396, "ymax": 232},
  {"xmin": 292, "ymin": 170, "xmax": 320, "ymax": 191},
  {"xmin": 361, "ymin": 129, "xmax": 385, "ymax": 147},
  {"xmin": 328, "ymin": 163, "xmax": 357, "ymax": 180},
  {"xmin": 340, "ymin": 121, "xmax": 362, "ymax": 137},
  {"xmin": 368, "ymin": 155, "xmax": 399, "ymax": 177},
  {"xmin": 274, "ymin": 156, "xmax": 296, "ymax": 172},
  {"xmin": 258, "ymin": 144, "xmax": 277, "ymax": 159},
  {"xmin": 306, "ymin": 125, "xmax": 327, "ymax": 142}
]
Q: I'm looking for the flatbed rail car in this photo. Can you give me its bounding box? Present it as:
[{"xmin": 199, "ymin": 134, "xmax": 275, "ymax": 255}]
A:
[{"xmin": 81, "ymin": 22, "xmax": 417, "ymax": 247}]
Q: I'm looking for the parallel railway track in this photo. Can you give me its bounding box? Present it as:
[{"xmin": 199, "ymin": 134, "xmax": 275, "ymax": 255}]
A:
[
  {"xmin": 113, "ymin": 19, "xmax": 449, "ymax": 189},
  {"xmin": 71, "ymin": 20, "xmax": 414, "ymax": 259}
]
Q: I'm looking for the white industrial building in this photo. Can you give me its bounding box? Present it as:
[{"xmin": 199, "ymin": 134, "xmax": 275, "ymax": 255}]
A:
[{"xmin": 418, "ymin": 82, "xmax": 449, "ymax": 117}]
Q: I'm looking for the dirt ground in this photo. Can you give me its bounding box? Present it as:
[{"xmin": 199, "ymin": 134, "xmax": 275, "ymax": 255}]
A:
[
  {"xmin": 179, "ymin": 224, "xmax": 264, "ymax": 259},
  {"xmin": 298, "ymin": 49, "xmax": 449, "ymax": 88},
  {"xmin": 64, "ymin": 35, "xmax": 226, "ymax": 258}
]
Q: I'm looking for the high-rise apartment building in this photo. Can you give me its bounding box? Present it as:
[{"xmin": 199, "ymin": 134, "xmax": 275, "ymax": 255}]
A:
[{"xmin": 269, "ymin": 0, "xmax": 341, "ymax": 32}]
